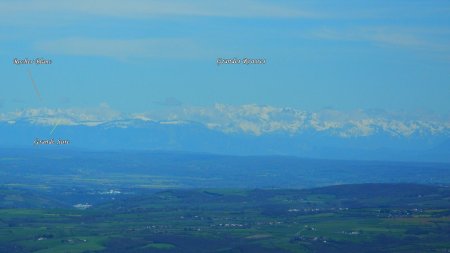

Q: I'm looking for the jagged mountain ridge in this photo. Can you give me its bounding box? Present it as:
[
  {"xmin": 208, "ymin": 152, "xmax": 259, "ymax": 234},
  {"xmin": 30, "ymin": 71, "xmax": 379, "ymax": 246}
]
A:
[{"xmin": 0, "ymin": 116, "xmax": 449, "ymax": 162}]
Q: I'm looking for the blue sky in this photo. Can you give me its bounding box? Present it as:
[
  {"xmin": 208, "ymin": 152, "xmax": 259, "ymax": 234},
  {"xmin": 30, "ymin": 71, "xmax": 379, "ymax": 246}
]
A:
[{"xmin": 1, "ymin": 0, "xmax": 449, "ymax": 114}]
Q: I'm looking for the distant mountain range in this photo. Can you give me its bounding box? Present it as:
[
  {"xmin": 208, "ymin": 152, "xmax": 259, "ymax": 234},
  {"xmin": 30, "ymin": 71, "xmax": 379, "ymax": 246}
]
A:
[{"xmin": 0, "ymin": 105, "xmax": 449, "ymax": 162}]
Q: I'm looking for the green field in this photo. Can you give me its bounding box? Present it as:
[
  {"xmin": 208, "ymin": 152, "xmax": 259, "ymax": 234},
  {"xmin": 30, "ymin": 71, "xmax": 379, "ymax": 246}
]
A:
[{"xmin": 1, "ymin": 184, "xmax": 449, "ymax": 252}]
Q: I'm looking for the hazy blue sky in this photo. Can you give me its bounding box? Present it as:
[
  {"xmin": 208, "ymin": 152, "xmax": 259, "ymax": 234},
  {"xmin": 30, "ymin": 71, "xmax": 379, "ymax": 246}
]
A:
[{"xmin": 1, "ymin": 0, "xmax": 449, "ymax": 114}]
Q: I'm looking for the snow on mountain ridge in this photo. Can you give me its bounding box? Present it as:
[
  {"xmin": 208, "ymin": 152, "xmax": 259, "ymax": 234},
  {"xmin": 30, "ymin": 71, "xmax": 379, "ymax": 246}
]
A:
[{"xmin": 0, "ymin": 105, "xmax": 448, "ymax": 137}]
